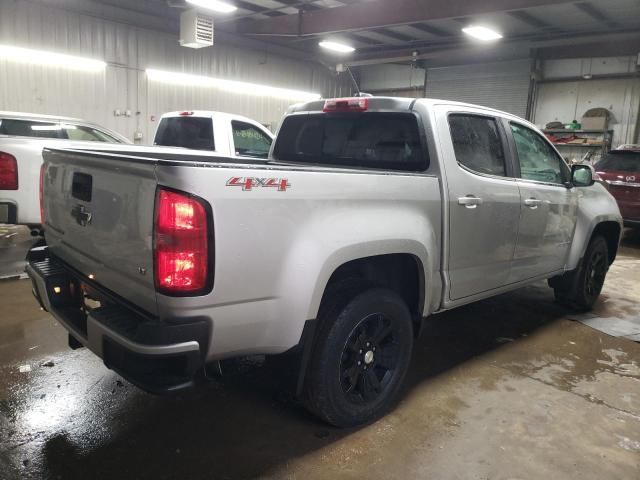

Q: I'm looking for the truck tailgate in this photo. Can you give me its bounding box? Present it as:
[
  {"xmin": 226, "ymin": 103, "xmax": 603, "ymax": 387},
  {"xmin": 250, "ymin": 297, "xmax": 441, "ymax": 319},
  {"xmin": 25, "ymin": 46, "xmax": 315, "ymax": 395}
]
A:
[{"xmin": 42, "ymin": 148, "xmax": 159, "ymax": 316}]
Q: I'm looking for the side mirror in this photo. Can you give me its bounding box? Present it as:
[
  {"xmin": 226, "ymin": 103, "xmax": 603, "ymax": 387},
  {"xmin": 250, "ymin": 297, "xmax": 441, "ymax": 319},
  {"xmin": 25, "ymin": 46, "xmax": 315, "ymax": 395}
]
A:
[{"xmin": 571, "ymin": 164, "xmax": 595, "ymax": 187}]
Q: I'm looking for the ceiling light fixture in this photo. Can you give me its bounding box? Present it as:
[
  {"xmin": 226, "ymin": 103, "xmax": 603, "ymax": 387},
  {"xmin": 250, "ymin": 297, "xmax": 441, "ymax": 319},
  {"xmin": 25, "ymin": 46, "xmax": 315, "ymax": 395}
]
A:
[
  {"xmin": 146, "ymin": 69, "xmax": 321, "ymax": 101},
  {"xmin": 319, "ymin": 41, "xmax": 356, "ymax": 54},
  {"xmin": 185, "ymin": 0, "xmax": 237, "ymax": 13},
  {"xmin": 0, "ymin": 44, "xmax": 106, "ymax": 72},
  {"xmin": 462, "ymin": 26, "xmax": 503, "ymax": 41}
]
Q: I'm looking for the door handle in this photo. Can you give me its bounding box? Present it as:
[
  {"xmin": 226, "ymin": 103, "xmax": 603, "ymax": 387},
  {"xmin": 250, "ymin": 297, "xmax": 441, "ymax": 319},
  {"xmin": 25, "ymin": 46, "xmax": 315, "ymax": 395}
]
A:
[
  {"xmin": 524, "ymin": 198, "xmax": 543, "ymax": 209},
  {"xmin": 458, "ymin": 195, "xmax": 483, "ymax": 208}
]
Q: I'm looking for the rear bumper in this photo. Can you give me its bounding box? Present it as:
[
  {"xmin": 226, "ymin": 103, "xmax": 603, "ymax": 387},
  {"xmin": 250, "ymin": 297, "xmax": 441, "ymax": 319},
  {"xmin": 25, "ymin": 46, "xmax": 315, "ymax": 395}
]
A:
[{"xmin": 26, "ymin": 246, "xmax": 209, "ymax": 393}]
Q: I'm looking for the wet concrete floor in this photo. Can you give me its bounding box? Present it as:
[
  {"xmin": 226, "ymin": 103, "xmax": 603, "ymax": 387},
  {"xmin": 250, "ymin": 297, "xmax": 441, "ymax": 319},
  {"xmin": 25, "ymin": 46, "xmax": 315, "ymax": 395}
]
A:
[{"xmin": 1, "ymin": 230, "xmax": 639, "ymax": 479}]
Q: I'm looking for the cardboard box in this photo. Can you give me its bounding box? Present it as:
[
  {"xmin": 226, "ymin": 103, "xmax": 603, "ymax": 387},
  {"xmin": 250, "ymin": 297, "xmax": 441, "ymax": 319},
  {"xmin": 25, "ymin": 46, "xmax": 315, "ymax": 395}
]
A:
[{"xmin": 581, "ymin": 116, "xmax": 608, "ymax": 130}]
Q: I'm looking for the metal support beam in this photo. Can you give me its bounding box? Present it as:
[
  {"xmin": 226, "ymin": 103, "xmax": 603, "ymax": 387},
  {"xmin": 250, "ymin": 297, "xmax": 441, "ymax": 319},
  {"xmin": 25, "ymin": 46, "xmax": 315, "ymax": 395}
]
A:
[
  {"xmin": 343, "ymin": 31, "xmax": 640, "ymax": 67},
  {"xmin": 237, "ymin": 0, "xmax": 580, "ymax": 36}
]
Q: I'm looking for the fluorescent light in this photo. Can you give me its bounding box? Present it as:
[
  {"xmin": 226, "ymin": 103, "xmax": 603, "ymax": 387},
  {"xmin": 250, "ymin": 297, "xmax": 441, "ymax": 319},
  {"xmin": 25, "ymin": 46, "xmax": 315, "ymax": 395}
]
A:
[
  {"xmin": 319, "ymin": 41, "xmax": 356, "ymax": 53},
  {"xmin": 186, "ymin": 0, "xmax": 237, "ymax": 13},
  {"xmin": 0, "ymin": 44, "xmax": 106, "ymax": 72},
  {"xmin": 146, "ymin": 68, "xmax": 321, "ymax": 101},
  {"xmin": 462, "ymin": 26, "xmax": 503, "ymax": 41}
]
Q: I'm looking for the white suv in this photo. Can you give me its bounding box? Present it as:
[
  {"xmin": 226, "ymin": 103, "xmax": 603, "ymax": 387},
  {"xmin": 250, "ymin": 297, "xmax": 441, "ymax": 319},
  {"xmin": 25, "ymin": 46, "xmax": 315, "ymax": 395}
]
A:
[{"xmin": 0, "ymin": 111, "xmax": 129, "ymax": 226}]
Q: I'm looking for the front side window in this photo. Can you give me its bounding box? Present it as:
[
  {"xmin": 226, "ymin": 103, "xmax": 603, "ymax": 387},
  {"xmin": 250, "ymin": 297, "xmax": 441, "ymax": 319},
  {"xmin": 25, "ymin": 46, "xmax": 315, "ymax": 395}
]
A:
[
  {"xmin": 273, "ymin": 112, "xmax": 427, "ymax": 171},
  {"xmin": 62, "ymin": 124, "xmax": 121, "ymax": 143},
  {"xmin": 510, "ymin": 123, "xmax": 569, "ymax": 184},
  {"xmin": 231, "ymin": 121, "xmax": 272, "ymax": 158},
  {"xmin": 448, "ymin": 114, "xmax": 506, "ymax": 176},
  {"xmin": 0, "ymin": 119, "xmax": 63, "ymax": 139}
]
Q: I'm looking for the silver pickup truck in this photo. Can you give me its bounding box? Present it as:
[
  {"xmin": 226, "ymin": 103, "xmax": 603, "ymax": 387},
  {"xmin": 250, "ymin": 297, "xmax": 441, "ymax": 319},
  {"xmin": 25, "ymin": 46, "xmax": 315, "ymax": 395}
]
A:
[{"xmin": 27, "ymin": 97, "xmax": 622, "ymax": 427}]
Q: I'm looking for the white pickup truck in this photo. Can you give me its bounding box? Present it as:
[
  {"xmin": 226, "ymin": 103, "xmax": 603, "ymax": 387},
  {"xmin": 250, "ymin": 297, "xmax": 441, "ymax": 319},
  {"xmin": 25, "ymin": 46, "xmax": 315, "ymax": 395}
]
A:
[
  {"xmin": 0, "ymin": 111, "xmax": 129, "ymax": 227},
  {"xmin": 153, "ymin": 111, "xmax": 274, "ymax": 159},
  {"xmin": 27, "ymin": 97, "xmax": 622, "ymax": 427}
]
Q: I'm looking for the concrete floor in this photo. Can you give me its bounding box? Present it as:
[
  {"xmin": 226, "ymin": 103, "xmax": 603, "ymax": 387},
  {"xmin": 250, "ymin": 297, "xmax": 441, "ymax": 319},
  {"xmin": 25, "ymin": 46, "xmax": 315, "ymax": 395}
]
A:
[
  {"xmin": 0, "ymin": 225, "xmax": 37, "ymax": 279},
  {"xmin": 1, "ymin": 231, "xmax": 639, "ymax": 480}
]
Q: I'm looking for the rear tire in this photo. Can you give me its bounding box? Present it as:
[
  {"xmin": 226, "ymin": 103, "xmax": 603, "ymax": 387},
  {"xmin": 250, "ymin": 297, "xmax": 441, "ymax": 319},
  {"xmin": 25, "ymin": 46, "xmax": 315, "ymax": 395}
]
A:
[
  {"xmin": 303, "ymin": 288, "xmax": 413, "ymax": 427},
  {"xmin": 553, "ymin": 235, "xmax": 609, "ymax": 311}
]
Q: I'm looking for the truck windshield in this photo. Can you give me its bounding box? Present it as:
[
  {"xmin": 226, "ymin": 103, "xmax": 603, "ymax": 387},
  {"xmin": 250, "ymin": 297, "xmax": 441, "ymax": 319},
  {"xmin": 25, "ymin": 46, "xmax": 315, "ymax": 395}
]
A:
[
  {"xmin": 273, "ymin": 112, "xmax": 428, "ymax": 171},
  {"xmin": 155, "ymin": 117, "xmax": 215, "ymax": 151}
]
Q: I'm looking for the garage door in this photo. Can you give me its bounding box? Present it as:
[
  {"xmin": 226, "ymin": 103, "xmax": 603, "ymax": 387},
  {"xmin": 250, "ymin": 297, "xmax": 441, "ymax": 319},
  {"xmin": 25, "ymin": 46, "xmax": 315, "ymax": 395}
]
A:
[{"xmin": 426, "ymin": 60, "xmax": 531, "ymax": 118}]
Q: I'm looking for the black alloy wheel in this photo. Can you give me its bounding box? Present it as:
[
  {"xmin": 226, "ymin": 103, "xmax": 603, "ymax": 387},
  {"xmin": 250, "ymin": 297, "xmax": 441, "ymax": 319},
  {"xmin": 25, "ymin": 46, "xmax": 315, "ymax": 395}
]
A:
[{"xmin": 339, "ymin": 313, "xmax": 398, "ymax": 404}]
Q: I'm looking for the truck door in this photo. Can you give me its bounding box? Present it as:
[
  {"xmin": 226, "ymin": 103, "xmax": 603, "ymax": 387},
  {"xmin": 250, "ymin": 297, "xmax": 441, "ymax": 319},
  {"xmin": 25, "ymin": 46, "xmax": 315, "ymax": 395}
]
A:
[
  {"xmin": 505, "ymin": 122, "xmax": 578, "ymax": 281},
  {"xmin": 440, "ymin": 112, "xmax": 521, "ymax": 300}
]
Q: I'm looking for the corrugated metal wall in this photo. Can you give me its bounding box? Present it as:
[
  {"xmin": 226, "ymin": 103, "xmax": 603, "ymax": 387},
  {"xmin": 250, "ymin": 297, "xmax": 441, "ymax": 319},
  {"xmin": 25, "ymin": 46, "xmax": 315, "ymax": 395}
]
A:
[
  {"xmin": 425, "ymin": 60, "xmax": 532, "ymax": 118},
  {"xmin": 0, "ymin": 1, "xmax": 350, "ymax": 142}
]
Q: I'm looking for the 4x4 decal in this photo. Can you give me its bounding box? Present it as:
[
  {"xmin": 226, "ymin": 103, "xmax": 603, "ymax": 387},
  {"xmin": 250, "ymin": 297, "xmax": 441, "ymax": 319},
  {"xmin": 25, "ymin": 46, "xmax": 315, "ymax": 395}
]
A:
[{"xmin": 226, "ymin": 177, "xmax": 291, "ymax": 191}]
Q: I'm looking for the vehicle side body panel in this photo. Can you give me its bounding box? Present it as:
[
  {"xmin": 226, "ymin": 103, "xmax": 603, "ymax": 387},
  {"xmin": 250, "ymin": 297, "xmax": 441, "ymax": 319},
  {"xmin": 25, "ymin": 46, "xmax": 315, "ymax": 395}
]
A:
[{"xmin": 153, "ymin": 163, "xmax": 442, "ymax": 359}]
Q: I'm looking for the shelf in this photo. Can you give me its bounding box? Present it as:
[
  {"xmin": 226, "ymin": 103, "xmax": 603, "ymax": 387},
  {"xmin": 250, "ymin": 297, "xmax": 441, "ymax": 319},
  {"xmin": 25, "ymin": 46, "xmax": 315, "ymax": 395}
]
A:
[{"xmin": 543, "ymin": 129, "xmax": 613, "ymax": 134}]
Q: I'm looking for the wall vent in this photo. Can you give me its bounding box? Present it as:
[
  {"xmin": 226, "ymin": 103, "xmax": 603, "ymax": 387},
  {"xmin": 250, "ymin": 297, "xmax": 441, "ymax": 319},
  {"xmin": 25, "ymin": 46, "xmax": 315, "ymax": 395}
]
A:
[{"xmin": 180, "ymin": 9, "xmax": 214, "ymax": 49}]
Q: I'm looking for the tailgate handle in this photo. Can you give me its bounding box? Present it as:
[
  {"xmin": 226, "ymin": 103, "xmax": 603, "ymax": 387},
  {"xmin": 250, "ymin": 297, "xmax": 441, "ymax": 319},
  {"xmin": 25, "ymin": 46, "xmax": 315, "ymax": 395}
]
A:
[
  {"xmin": 72, "ymin": 172, "xmax": 93, "ymax": 202},
  {"xmin": 71, "ymin": 204, "xmax": 92, "ymax": 227}
]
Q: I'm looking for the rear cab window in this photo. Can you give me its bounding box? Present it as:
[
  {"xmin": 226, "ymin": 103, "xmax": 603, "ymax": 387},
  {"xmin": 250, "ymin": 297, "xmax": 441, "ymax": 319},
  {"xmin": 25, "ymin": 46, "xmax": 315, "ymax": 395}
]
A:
[
  {"xmin": 273, "ymin": 112, "xmax": 428, "ymax": 171},
  {"xmin": 155, "ymin": 116, "xmax": 215, "ymax": 150}
]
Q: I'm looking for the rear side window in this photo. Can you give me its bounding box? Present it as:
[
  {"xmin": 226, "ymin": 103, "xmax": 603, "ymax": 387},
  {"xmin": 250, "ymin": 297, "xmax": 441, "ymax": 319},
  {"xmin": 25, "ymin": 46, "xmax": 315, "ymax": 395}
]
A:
[
  {"xmin": 231, "ymin": 121, "xmax": 272, "ymax": 158},
  {"xmin": 0, "ymin": 119, "xmax": 63, "ymax": 139},
  {"xmin": 448, "ymin": 114, "xmax": 506, "ymax": 177},
  {"xmin": 155, "ymin": 117, "xmax": 215, "ymax": 150},
  {"xmin": 595, "ymin": 152, "xmax": 640, "ymax": 172},
  {"xmin": 273, "ymin": 112, "xmax": 427, "ymax": 171}
]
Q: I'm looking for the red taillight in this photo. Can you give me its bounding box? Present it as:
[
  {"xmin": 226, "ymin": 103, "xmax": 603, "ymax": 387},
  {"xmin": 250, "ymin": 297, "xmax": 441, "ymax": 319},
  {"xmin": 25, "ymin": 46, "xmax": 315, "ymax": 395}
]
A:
[
  {"xmin": 323, "ymin": 97, "xmax": 369, "ymax": 113},
  {"xmin": 179, "ymin": 111, "xmax": 194, "ymax": 116},
  {"xmin": 0, "ymin": 152, "xmax": 18, "ymax": 190},
  {"xmin": 154, "ymin": 189, "xmax": 210, "ymax": 294},
  {"xmin": 39, "ymin": 163, "xmax": 45, "ymax": 225}
]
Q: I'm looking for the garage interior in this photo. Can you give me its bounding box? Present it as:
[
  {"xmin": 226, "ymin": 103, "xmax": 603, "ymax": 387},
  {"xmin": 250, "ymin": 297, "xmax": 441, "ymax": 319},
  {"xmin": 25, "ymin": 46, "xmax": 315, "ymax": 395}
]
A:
[{"xmin": 1, "ymin": 0, "xmax": 640, "ymax": 478}]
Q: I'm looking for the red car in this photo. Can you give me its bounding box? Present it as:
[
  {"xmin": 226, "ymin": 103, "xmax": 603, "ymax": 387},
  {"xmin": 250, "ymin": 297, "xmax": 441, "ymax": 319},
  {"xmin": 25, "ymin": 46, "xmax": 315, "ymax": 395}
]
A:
[{"xmin": 595, "ymin": 146, "xmax": 640, "ymax": 228}]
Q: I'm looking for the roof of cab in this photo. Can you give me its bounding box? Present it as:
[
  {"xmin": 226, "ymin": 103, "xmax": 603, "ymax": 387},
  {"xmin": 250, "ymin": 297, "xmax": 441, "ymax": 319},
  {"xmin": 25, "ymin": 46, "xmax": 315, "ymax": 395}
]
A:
[
  {"xmin": 288, "ymin": 96, "xmax": 415, "ymax": 114},
  {"xmin": 286, "ymin": 96, "xmax": 539, "ymax": 133},
  {"xmin": 288, "ymin": 96, "xmax": 515, "ymax": 118},
  {"xmin": 159, "ymin": 110, "xmax": 274, "ymax": 136}
]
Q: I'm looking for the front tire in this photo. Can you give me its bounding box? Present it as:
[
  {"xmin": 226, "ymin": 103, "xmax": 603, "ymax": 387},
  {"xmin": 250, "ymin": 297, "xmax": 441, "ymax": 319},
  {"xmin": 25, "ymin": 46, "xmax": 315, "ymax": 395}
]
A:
[
  {"xmin": 304, "ymin": 288, "xmax": 413, "ymax": 427},
  {"xmin": 553, "ymin": 235, "xmax": 609, "ymax": 311}
]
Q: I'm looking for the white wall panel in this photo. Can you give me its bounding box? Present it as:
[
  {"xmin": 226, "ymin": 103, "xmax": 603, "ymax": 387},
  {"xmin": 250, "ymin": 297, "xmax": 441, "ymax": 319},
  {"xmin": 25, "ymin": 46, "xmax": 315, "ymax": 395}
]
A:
[
  {"xmin": 0, "ymin": 0, "xmax": 350, "ymax": 142},
  {"xmin": 533, "ymin": 77, "xmax": 640, "ymax": 147}
]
